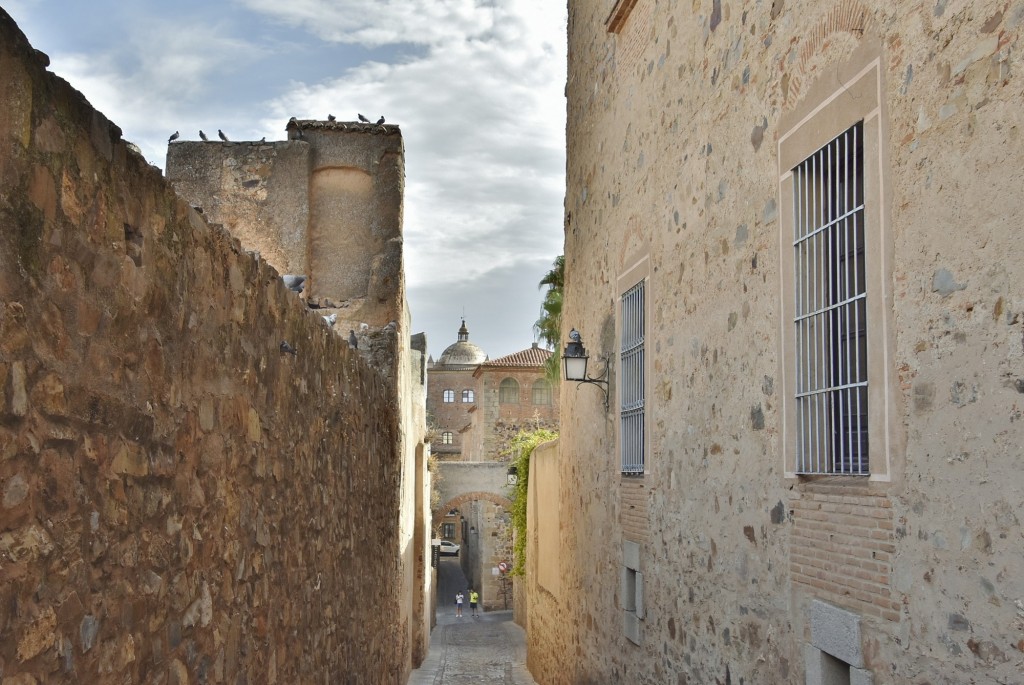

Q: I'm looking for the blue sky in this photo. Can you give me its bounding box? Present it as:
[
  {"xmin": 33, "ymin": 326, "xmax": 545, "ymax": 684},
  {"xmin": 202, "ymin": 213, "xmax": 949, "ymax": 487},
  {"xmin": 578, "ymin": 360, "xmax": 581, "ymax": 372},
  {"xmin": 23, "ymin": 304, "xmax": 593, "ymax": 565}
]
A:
[{"xmin": 4, "ymin": 0, "xmax": 566, "ymax": 359}]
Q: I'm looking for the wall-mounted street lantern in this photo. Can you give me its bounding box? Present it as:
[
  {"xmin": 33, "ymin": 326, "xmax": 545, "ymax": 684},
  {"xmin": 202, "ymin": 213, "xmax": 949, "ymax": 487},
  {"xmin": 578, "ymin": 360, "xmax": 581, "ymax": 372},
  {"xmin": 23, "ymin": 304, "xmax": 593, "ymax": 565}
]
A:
[{"xmin": 563, "ymin": 329, "xmax": 609, "ymax": 408}]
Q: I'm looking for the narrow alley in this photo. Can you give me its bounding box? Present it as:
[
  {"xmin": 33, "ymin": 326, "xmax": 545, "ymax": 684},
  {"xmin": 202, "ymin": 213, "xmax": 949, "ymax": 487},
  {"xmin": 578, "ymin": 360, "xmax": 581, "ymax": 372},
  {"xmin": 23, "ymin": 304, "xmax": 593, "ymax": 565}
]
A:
[{"xmin": 408, "ymin": 558, "xmax": 536, "ymax": 685}]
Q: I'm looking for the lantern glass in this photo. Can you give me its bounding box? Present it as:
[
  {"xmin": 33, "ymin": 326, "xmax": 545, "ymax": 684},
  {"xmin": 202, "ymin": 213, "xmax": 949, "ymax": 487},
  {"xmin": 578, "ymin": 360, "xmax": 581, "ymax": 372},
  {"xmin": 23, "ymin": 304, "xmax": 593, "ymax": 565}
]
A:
[{"xmin": 563, "ymin": 354, "xmax": 588, "ymax": 382}]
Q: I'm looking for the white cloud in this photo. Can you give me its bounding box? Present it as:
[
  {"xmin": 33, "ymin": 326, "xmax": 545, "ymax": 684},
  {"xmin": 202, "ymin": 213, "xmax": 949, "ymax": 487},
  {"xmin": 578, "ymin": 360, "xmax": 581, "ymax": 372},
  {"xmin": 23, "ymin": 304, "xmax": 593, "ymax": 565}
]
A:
[
  {"xmin": 11, "ymin": 0, "xmax": 567, "ymax": 356},
  {"xmin": 260, "ymin": 1, "xmax": 567, "ymax": 300},
  {"xmin": 238, "ymin": 0, "xmax": 494, "ymax": 47}
]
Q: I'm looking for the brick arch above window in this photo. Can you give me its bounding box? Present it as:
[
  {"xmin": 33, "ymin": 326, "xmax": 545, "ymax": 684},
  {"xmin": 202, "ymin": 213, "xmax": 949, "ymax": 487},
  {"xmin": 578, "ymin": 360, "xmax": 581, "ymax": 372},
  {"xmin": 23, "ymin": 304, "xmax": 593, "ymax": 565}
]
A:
[
  {"xmin": 499, "ymin": 378, "xmax": 520, "ymax": 404},
  {"xmin": 532, "ymin": 379, "xmax": 552, "ymax": 405}
]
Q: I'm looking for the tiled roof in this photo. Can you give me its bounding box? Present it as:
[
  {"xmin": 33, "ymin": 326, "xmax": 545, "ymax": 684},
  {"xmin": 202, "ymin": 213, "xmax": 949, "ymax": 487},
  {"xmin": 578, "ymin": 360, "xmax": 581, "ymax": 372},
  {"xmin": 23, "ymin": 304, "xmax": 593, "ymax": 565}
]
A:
[{"xmin": 483, "ymin": 344, "xmax": 552, "ymax": 368}]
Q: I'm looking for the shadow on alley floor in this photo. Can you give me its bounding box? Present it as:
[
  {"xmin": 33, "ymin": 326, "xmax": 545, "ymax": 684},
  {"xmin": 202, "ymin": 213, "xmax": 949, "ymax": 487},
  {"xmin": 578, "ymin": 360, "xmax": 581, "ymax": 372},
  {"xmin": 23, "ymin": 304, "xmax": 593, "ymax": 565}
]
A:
[{"xmin": 407, "ymin": 557, "xmax": 537, "ymax": 685}]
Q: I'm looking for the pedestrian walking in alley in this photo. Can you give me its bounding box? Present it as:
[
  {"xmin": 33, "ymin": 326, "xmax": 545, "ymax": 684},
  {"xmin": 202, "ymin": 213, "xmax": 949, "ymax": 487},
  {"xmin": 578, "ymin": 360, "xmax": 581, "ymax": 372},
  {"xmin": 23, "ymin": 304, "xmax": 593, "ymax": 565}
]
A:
[
  {"xmin": 469, "ymin": 589, "xmax": 479, "ymax": 617},
  {"xmin": 455, "ymin": 591, "xmax": 464, "ymax": 618}
]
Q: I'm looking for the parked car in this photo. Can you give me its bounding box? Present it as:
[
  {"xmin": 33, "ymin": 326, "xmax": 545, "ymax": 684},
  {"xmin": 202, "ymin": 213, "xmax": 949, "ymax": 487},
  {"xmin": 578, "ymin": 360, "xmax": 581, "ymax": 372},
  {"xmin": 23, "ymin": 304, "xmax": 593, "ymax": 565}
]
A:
[{"xmin": 438, "ymin": 540, "xmax": 460, "ymax": 556}]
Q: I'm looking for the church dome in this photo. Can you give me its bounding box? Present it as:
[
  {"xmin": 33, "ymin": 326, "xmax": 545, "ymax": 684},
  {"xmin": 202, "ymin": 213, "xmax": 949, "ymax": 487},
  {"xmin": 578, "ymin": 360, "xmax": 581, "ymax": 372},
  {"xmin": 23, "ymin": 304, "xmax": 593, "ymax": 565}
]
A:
[{"xmin": 436, "ymin": 320, "xmax": 487, "ymax": 368}]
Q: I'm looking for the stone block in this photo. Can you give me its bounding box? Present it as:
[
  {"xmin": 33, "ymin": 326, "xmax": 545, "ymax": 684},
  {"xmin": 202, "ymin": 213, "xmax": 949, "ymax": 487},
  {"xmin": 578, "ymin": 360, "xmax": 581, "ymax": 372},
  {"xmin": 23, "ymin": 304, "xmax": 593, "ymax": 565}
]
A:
[{"xmin": 808, "ymin": 599, "xmax": 864, "ymax": 668}]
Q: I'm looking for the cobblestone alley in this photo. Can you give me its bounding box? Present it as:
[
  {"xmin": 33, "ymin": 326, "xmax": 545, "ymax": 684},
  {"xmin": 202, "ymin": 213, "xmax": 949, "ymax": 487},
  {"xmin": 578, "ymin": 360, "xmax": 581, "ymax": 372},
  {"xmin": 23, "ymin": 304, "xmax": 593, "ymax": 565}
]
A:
[{"xmin": 407, "ymin": 558, "xmax": 536, "ymax": 685}]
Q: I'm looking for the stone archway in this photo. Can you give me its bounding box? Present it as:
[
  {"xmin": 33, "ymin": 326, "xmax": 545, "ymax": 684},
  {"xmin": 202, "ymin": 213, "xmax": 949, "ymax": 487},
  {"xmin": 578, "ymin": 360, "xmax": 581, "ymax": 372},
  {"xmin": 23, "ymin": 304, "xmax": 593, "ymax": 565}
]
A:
[
  {"xmin": 432, "ymin": 491, "xmax": 515, "ymax": 612},
  {"xmin": 433, "ymin": 491, "xmax": 512, "ymax": 531}
]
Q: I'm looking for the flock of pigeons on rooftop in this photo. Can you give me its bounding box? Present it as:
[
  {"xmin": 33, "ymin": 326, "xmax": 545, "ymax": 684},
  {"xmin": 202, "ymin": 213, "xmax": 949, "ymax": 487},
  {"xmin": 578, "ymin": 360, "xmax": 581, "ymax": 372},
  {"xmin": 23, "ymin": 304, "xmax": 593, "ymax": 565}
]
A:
[{"xmin": 167, "ymin": 114, "xmax": 386, "ymax": 144}]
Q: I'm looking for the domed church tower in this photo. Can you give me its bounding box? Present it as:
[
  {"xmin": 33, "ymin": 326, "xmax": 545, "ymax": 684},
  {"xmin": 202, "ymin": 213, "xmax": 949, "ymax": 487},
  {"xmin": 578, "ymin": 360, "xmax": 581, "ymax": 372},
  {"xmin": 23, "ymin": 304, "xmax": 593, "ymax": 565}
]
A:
[{"xmin": 427, "ymin": 320, "xmax": 487, "ymax": 459}]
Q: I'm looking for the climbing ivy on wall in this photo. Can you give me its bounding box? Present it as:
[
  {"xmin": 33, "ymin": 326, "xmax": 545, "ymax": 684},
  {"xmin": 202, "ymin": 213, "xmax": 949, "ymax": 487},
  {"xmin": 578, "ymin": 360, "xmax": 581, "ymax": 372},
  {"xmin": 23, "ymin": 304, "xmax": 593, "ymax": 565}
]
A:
[{"xmin": 507, "ymin": 427, "xmax": 558, "ymax": 576}]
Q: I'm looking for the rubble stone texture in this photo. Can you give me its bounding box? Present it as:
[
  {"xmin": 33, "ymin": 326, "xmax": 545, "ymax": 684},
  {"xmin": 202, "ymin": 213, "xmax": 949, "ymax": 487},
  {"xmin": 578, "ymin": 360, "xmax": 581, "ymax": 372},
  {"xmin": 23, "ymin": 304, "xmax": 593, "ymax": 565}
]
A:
[
  {"xmin": 0, "ymin": 9, "xmax": 415, "ymax": 683},
  {"xmin": 527, "ymin": 0, "xmax": 1024, "ymax": 683}
]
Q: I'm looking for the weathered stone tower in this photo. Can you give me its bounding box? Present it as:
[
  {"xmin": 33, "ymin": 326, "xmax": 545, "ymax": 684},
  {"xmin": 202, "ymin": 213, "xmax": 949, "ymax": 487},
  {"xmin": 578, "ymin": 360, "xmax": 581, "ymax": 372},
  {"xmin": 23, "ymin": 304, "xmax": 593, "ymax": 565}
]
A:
[{"xmin": 166, "ymin": 119, "xmax": 405, "ymax": 337}]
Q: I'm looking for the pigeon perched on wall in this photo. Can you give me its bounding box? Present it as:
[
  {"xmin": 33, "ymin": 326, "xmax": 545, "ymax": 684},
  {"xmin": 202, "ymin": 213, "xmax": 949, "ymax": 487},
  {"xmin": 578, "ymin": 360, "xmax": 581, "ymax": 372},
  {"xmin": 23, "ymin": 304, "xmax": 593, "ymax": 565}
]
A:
[
  {"xmin": 569, "ymin": 328, "xmax": 581, "ymax": 342},
  {"xmin": 376, "ymin": 116, "xmax": 385, "ymax": 125},
  {"xmin": 218, "ymin": 129, "xmax": 229, "ymax": 142},
  {"xmin": 327, "ymin": 114, "xmax": 336, "ymax": 121},
  {"xmin": 199, "ymin": 130, "xmax": 209, "ymax": 141},
  {"xmin": 282, "ymin": 275, "xmax": 306, "ymax": 293},
  {"xmin": 323, "ymin": 313, "xmax": 338, "ymax": 326},
  {"xmin": 168, "ymin": 131, "xmax": 179, "ymax": 142},
  {"xmin": 280, "ymin": 340, "xmax": 297, "ymax": 356},
  {"xmin": 358, "ymin": 114, "xmax": 370, "ymax": 123},
  {"xmin": 348, "ymin": 330, "xmax": 358, "ymax": 349}
]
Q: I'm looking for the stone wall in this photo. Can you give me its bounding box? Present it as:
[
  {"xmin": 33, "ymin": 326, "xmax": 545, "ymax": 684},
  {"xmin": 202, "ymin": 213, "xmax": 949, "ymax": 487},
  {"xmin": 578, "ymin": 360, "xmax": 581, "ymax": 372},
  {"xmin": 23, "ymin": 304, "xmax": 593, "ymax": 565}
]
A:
[
  {"xmin": 0, "ymin": 10, "xmax": 414, "ymax": 684},
  {"xmin": 529, "ymin": 0, "xmax": 1024, "ymax": 684}
]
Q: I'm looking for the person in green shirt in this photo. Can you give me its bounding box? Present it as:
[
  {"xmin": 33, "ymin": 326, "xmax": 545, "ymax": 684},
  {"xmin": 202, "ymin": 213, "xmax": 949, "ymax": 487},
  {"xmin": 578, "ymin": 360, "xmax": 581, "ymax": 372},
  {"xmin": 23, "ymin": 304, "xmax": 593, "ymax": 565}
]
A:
[{"xmin": 469, "ymin": 589, "xmax": 479, "ymax": 616}]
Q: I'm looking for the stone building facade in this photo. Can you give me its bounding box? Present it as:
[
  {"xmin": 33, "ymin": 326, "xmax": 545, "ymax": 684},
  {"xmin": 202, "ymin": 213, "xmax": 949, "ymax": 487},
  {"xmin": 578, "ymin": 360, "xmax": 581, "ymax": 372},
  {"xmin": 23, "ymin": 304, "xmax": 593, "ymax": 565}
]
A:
[
  {"xmin": 527, "ymin": 1, "xmax": 1024, "ymax": 684},
  {"xmin": 428, "ymin": 325, "xmax": 558, "ymax": 464},
  {"xmin": 0, "ymin": 10, "xmax": 430, "ymax": 683},
  {"xmin": 426, "ymin": 320, "xmax": 485, "ymax": 459},
  {"xmin": 428, "ymin": 325, "xmax": 558, "ymax": 613}
]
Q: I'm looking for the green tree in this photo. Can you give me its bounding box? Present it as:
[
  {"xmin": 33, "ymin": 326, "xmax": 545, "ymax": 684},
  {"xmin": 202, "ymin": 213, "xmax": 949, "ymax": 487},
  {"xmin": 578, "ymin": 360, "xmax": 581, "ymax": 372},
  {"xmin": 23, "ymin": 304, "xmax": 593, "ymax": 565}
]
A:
[{"xmin": 534, "ymin": 255, "xmax": 564, "ymax": 383}]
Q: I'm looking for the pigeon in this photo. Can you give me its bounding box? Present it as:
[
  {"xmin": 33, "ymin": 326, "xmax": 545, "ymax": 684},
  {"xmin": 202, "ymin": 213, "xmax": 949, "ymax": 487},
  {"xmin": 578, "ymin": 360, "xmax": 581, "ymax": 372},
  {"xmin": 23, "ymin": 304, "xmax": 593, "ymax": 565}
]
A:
[
  {"xmin": 168, "ymin": 131, "xmax": 180, "ymax": 142},
  {"xmin": 199, "ymin": 130, "xmax": 209, "ymax": 141},
  {"xmin": 323, "ymin": 313, "xmax": 338, "ymax": 326},
  {"xmin": 282, "ymin": 275, "xmax": 306, "ymax": 293},
  {"xmin": 327, "ymin": 114, "xmax": 336, "ymax": 122},
  {"xmin": 358, "ymin": 113, "xmax": 370, "ymax": 123},
  {"xmin": 280, "ymin": 340, "xmax": 297, "ymax": 356},
  {"xmin": 348, "ymin": 330, "xmax": 358, "ymax": 349},
  {"xmin": 218, "ymin": 129, "xmax": 229, "ymax": 142},
  {"xmin": 259, "ymin": 137, "xmax": 266, "ymax": 143},
  {"xmin": 376, "ymin": 116, "xmax": 385, "ymax": 125},
  {"xmin": 569, "ymin": 328, "xmax": 582, "ymax": 342}
]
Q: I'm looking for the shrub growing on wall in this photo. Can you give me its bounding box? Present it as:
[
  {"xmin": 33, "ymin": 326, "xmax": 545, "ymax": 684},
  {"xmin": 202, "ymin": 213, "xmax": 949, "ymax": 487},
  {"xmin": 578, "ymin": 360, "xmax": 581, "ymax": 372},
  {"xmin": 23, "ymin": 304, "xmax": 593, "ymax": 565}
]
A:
[{"xmin": 506, "ymin": 427, "xmax": 558, "ymax": 576}]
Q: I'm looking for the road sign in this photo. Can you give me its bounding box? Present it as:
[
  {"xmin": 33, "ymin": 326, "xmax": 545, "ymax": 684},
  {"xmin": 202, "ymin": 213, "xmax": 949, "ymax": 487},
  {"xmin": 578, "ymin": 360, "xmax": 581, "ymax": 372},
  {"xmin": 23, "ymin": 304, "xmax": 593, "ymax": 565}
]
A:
[{"xmin": 498, "ymin": 562, "xmax": 508, "ymax": 573}]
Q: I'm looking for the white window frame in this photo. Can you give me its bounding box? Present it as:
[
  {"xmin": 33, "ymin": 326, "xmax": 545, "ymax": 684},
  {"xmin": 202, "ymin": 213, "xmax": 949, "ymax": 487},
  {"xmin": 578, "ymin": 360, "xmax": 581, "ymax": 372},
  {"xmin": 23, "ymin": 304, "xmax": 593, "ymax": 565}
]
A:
[
  {"xmin": 461, "ymin": 389, "xmax": 474, "ymax": 403},
  {"xmin": 619, "ymin": 273, "xmax": 646, "ymax": 475},
  {"xmin": 442, "ymin": 389, "xmax": 455, "ymax": 403},
  {"xmin": 441, "ymin": 431, "xmax": 453, "ymax": 445},
  {"xmin": 778, "ymin": 52, "xmax": 899, "ymax": 482}
]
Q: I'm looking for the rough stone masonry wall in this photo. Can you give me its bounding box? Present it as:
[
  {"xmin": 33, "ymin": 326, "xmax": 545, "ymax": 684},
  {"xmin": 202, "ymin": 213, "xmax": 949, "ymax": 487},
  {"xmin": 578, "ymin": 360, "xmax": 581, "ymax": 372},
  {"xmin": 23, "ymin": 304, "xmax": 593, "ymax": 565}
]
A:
[
  {"xmin": 529, "ymin": 1, "xmax": 1024, "ymax": 684},
  {"xmin": 0, "ymin": 11, "xmax": 408, "ymax": 684}
]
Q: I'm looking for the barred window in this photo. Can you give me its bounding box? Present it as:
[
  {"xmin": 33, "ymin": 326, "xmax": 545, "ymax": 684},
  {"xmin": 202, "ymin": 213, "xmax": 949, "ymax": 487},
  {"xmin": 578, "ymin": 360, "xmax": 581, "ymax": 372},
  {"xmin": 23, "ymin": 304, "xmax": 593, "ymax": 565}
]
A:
[
  {"xmin": 442, "ymin": 389, "xmax": 455, "ymax": 403},
  {"xmin": 462, "ymin": 389, "xmax": 474, "ymax": 403},
  {"xmin": 499, "ymin": 378, "xmax": 520, "ymax": 404},
  {"xmin": 620, "ymin": 280, "xmax": 645, "ymax": 474},
  {"xmin": 531, "ymin": 379, "xmax": 552, "ymax": 405},
  {"xmin": 792, "ymin": 123, "xmax": 868, "ymax": 475}
]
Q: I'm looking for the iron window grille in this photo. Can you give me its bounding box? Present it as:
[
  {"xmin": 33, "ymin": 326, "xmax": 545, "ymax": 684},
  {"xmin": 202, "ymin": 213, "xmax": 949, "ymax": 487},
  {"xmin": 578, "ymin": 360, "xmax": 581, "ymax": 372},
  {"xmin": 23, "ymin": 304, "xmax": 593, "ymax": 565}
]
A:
[
  {"xmin": 620, "ymin": 280, "xmax": 645, "ymax": 474},
  {"xmin": 792, "ymin": 122, "xmax": 869, "ymax": 475}
]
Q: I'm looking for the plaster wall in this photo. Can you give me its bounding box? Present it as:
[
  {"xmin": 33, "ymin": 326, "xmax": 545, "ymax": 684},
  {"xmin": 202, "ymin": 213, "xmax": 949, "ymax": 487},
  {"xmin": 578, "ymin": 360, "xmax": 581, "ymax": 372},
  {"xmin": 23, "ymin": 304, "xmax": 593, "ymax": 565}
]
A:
[{"xmin": 528, "ymin": 1, "xmax": 1024, "ymax": 683}]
